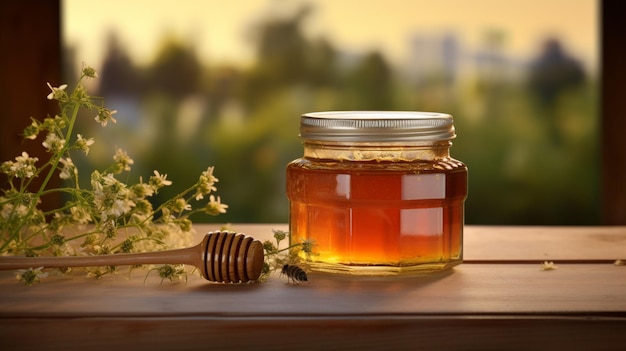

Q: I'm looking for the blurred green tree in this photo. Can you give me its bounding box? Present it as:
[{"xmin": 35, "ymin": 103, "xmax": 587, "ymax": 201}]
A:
[
  {"xmin": 244, "ymin": 5, "xmax": 313, "ymax": 108},
  {"xmin": 343, "ymin": 51, "xmax": 394, "ymax": 110},
  {"xmin": 99, "ymin": 32, "xmax": 142, "ymax": 97},
  {"xmin": 527, "ymin": 38, "xmax": 586, "ymax": 145},
  {"xmin": 149, "ymin": 37, "xmax": 203, "ymax": 99}
]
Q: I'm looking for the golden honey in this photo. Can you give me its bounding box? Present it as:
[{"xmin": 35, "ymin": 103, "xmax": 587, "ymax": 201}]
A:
[{"xmin": 286, "ymin": 111, "xmax": 468, "ymax": 275}]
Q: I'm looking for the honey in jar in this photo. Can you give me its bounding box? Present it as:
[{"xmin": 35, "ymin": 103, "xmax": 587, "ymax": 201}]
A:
[{"xmin": 286, "ymin": 111, "xmax": 467, "ymax": 275}]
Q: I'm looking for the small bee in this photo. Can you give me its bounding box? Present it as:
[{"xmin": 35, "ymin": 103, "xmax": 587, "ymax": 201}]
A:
[{"xmin": 281, "ymin": 264, "xmax": 308, "ymax": 285}]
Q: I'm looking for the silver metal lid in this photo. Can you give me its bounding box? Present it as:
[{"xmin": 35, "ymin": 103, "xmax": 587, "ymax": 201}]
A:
[{"xmin": 300, "ymin": 111, "xmax": 456, "ymax": 142}]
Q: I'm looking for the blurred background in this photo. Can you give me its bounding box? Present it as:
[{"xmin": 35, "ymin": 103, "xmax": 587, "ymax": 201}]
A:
[{"xmin": 61, "ymin": 0, "xmax": 599, "ymax": 225}]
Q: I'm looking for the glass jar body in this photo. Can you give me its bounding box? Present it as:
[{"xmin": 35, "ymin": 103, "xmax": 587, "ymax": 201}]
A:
[{"xmin": 286, "ymin": 141, "xmax": 467, "ymax": 275}]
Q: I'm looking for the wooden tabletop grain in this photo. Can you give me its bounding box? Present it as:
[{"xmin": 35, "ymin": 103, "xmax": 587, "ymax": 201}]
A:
[{"xmin": 1, "ymin": 224, "xmax": 625, "ymax": 351}]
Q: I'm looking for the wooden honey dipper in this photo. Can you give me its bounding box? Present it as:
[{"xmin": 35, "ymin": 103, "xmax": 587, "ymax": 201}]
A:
[{"xmin": 0, "ymin": 231, "xmax": 264, "ymax": 283}]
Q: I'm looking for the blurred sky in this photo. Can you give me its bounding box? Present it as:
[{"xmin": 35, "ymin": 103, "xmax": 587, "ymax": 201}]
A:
[{"xmin": 63, "ymin": 0, "xmax": 598, "ymax": 71}]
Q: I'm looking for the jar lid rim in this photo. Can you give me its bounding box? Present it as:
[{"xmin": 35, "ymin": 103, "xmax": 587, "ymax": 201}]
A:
[{"xmin": 300, "ymin": 111, "xmax": 456, "ymax": 142}]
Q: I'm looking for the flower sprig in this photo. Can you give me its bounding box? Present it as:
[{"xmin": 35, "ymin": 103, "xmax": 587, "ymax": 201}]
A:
[
  {"xmin": 15, "ymin": 267, "xmax": 48, "ymax": 286},
  {"xmin": 1, "ymin": 66, "xmax": 228, "ymax": 284},
  {"xmin": 260, "ymin": 229, "xmax": 315, "ymax": 281}
]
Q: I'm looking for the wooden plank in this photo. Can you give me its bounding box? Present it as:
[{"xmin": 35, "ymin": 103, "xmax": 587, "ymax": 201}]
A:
[
  {"xmin": 463, "ymin": 226, "xmax": 626, "ymax": 261},
  {"xmin": 3, "ymin": 224, "xmax": 625, "ymax": 319},
  {"xmin": 1, "ymin": 263, "xmax": 625, "ymax": 317},
  {"xmin": 1, "ymin": 316, "xmax": 625, "ymax": 351}
]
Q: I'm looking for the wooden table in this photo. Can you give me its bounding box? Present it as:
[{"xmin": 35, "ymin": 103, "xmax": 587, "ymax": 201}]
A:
[{"xmin": 1, "ymin": 224, "xmax": 625, "ymax": 350}]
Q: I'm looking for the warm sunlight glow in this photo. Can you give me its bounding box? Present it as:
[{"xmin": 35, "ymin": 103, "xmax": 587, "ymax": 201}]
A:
[{"xmin": 63, "ymin": 0, "xmax": 597, "ymax": 70}]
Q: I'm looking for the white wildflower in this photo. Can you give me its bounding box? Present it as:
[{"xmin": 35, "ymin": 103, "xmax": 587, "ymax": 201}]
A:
[
  {"xmin": 150, "ymin": 170, "xmax": 173, "ymax": 190},
  {"xmin": 24, "ymin": 119, "xmax": 40, "ymax": 140},
  {"xmin": 75, "ymin": 134, "xmax": 95, "ymax": 155},
  {"xmin": 205, "ymin": 195, "xmax": 228, "ymax": 215},
  {"xmin": 113, "ymin": 148, "xmax": 134, "ymax": 172},
  {"xmin": 92, "ymin": 172, "xmax": 135, "ymax": 221},
  {"xmin": 42, "ymin": 133, "xmax": 65, "ymax": 152},
  {"xmin": 1, "ymin": 202, "xmax": 29, "ymax": 220},
  {"xmin": 171, "ymin": 198, "xmax": 192, "ymax": 213},
  {"xmin": 131, "ymin": 179, "xmax": 155, "ymax": 198},
  {"xmin": 16, "ymin": 267, "xmax": 48, "ymax": 285},
  {"xmin": 2, "ymin": 152, "xmax": 39, "ymax": 178},
  {"xmin": 82, "ymin": 66, "xmax": 98, "ymax": 79},
  {"xmin": 46, "ymin": 82, "xmax": 68, "ymax": 100},
  {"xmin": 59, "ymin": 157, "xmax": 76, "ymax": 180},
  {"xmin": 70, "ymin": 205, "xmax": 92, "ymax": 224},
  {"xmin": 95, "ymin": 108, "xmax": 117, "ymax": 127},
  {"xmin": 194, "ymin": 166, "xmax": 219, "ymax": 200}
]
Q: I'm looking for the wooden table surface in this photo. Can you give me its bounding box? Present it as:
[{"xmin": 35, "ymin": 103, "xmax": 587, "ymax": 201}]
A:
[{"xmin": 1, "ymin": 224, "xmax": 625, "ymax": 350}]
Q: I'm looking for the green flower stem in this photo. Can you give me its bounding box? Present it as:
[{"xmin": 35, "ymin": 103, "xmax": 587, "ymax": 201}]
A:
[
  {"xmin": 38, "ymin": 186, "xmax": 85, "ymax": 198},
  {"xmin": 277, "ymin": 244, "xmax": 301, "ymax": 253},
  {"xmin": 133, "ymin": 183, "xmax": 198, "ymax": 228},
  {"xmin": 62, "ymin": 230, "xmax": 100, "ymax": 244},
  {"xmin": 32, "ymin": 74, "xmax": 88, "ymax": 198},
  {"xmin": 36, "ymin": 103, "xmax": 79, "ymax": 199}
]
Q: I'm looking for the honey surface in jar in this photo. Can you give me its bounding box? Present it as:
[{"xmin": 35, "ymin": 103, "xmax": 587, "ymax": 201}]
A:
[{"xmin": 287, "ymin": 158, "xmax": 467, "ymax": 274}]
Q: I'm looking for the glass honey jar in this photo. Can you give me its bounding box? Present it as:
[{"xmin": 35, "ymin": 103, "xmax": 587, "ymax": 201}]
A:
[{"xmin": 286, "ymin": 111, "xmax": 468, "ymax": 275}]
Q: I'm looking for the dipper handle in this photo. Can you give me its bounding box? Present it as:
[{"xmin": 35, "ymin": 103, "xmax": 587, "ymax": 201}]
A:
[{"xmin": 0, "ymin": 231, "xmax": 264, "ymax": 283}]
